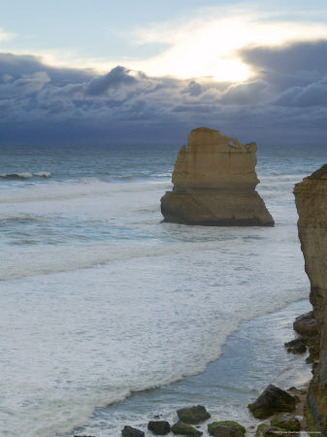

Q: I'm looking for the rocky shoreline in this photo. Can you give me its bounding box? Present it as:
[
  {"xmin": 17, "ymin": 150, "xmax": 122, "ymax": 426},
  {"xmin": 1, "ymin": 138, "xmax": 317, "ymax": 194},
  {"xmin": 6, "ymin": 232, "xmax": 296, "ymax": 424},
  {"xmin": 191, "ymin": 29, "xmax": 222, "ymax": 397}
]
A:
[{"xmin": 74, "ymin": 309, "xmax": 317, "ymax": 437}]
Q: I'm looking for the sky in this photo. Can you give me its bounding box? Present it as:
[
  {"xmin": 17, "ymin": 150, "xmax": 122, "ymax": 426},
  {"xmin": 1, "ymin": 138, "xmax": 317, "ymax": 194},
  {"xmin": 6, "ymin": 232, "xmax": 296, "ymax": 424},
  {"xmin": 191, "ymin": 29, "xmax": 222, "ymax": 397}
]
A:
[{"xmin": 0, "ymin": 0, "xmax": 327, "ymax": 145}]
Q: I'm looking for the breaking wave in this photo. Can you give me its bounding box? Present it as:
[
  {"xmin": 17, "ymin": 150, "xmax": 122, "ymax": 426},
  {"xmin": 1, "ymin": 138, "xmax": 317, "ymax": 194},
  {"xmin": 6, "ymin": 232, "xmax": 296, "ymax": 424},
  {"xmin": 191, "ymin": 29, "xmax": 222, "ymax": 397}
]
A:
[{"xmin": 0, "ymin": 171, "xmax": 51, "ymax": 180}]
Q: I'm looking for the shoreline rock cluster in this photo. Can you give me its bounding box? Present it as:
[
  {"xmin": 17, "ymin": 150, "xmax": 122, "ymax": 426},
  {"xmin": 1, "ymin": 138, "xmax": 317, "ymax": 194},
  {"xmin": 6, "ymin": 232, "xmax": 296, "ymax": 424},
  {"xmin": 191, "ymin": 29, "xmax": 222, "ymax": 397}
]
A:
[
  {"xmin": 118, "ymin": 380, "xmax": 305, "ymax": 437},
  {"xmin": 120, "ymin": 405, "xmax": 246, "ymax": 437},
  {"xmin": 285, "ymin": 311, "xmax": 319, "ymax": 363},
  {"xmin": 115, "ymin": 309, "xmax": 317, "ymax": 437},
  {"xmin": 75, "ymin": 309, "xmax": 315, "ymax": 437}
]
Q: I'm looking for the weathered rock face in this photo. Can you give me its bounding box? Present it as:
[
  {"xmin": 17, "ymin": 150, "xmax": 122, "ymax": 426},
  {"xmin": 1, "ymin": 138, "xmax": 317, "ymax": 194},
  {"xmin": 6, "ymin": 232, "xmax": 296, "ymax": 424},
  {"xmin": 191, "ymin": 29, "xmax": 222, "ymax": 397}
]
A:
[
  {"xmin": 293, "ymin": 311, "xmax": 318, "ymax": 337},
  {"xmin": 177, "ymin": 405, "xmax": 210, "ymax": 424},
  {"xmin": 294, "ymin": 164, "xmax": 327, "ymax": 432},
  {"xmin": 147, "ymin": 421, "xmax": 171, "ymax": 435},
  {"xmin": 161, "ymin": 127, "xmax": 274, "ymax": 226},
  {"xmin": 248, "ymin": 384, "xmax": 297, "ymax": 419},
  {"xmin": 208, "ymin": 421, "xmax": 246, "ymax": 437}
]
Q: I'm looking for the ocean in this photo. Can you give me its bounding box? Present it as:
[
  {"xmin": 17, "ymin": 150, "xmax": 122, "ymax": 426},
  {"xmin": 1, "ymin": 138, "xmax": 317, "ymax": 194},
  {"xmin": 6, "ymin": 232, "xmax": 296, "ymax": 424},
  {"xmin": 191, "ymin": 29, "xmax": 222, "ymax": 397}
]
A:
[{"xmin": 0, "ymin": 142, "xmax": 326, "ymax": 437}]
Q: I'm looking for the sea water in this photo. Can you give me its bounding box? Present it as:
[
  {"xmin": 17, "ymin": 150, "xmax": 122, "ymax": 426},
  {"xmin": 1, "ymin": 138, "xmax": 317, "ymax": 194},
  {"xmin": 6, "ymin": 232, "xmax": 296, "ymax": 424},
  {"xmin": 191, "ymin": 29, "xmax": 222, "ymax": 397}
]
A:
[{"xmin": 0, "ymin": 143, "xmax": 326, "ymax": 437}]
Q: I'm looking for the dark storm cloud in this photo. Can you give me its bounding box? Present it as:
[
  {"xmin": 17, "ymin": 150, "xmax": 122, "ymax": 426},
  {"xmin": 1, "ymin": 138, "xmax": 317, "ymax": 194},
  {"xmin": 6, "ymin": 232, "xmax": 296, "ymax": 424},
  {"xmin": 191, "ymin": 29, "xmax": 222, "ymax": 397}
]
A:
[
  {"xmin": 1, "ymin": 42, "xmax": 327, "ymax": 145},
  {"xmin": 0, "ymin": 53, "xmax": 50, "ymax": 77},
  {"xmin": 274, "ymin": 77, "xmax": 327, "ymax": 107},
  {"xmin": 241, "ymin": 40, "xmax": 327, "ymax": 75},
  {"xmin": 219, "ymin": 81, "xmax": 269, "ymax": 105},
  {"xmin": 0, "ymin": 71, "xmax": 50, "ymax": 97},
  {"xmin": 238, "ymin": 40, "xmax": 327, "ymax": 111},
  {"xmin": 85, "ymin": 66, "xmax": 138, "ymax": 96},
  {"xmin": 240, "ymin": 40, "xmax": 327, "ymax": 90},
  {"xmin": 183, "ymin": 81, "xmax": 203, "ymax": 97},
  {"xmin": 0, "ymin": 53, "xmax": 92, "ymax": 84}
]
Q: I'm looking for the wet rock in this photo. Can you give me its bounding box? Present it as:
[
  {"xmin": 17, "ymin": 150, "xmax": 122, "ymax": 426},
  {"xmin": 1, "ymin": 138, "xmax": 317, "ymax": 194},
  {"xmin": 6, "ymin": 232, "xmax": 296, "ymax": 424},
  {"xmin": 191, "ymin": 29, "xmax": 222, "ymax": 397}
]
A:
[
  {"xmin": 270, "ymin": 412, "xmax": 301, "ymax": 431},
  {"xmin": 285, "ymin": 337, "xmax": 307, "ymax": 354},
  {"xmin": 148, "ymin": 420, "xmax": 171, "ymax": 435},
  {"xmin": 248, "ymin": 384, "xmax": 297, "ymax": 419},
  {"xmin": 177, "ymin": 405, "xmax": 210, "ymax": 424},
  {"xmin": 293, "ymin": 311, "xmax": 318, "ymax": 337},
  {"xmin": 171, "ymin": 421, "xmax": 203, "ymax": 436},
  {"xmin": 208, "ymin": 421, "xmax": 246, "ymax": 437},
  {"xmin": 255, "ymin": 424, "xmax": 285, "ymax": 437},
  {"xmin": 122, "ymin": 425, "xmax": 145, "ymax": 437},
  {"xmin": 306, "ymin": 335, "xmax": 320, "ymax": 363}
]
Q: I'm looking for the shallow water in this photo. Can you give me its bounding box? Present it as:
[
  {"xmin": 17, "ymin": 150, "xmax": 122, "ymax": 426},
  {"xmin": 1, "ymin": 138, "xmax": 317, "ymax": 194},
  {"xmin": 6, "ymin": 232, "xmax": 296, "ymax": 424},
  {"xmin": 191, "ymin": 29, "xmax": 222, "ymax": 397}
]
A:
[{"xmin": 68, "ymin": 299, "xmax": 312, "ymax": 437}]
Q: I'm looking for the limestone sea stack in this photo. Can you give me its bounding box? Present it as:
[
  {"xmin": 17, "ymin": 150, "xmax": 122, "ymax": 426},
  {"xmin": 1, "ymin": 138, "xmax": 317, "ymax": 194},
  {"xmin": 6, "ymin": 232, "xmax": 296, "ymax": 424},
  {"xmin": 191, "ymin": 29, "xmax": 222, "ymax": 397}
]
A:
[
  {"xmin": 161, "ymin": 127, "xmax": 274, "ymax": 226},
  {"xmin": 294, "ymin": 164, "xmax": 327, "ymax": 432}
]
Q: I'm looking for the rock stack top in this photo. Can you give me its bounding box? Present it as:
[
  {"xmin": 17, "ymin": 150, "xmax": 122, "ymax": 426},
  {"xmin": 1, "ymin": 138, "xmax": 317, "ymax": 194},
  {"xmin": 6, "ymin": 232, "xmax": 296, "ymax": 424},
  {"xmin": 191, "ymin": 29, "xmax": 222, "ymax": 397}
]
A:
[
  {"xmin": 172, "ymin": 127, "xmax": 259, "ymax": 191},
  {"xmin": 161, "ymin": 127, "xmax": 274, "ymax": 226}
]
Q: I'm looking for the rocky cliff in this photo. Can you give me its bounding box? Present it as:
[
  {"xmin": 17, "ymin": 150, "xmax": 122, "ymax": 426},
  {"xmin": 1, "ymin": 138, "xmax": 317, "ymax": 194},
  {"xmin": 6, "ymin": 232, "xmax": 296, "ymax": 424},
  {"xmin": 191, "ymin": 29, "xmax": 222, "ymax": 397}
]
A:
[
  {"xmin": 161, "ymin": 127, "xmax": 274, "ymax": 226},
  {"xmin": 294, "ymin": 164, "xmax": 327, "ymax": 434}
]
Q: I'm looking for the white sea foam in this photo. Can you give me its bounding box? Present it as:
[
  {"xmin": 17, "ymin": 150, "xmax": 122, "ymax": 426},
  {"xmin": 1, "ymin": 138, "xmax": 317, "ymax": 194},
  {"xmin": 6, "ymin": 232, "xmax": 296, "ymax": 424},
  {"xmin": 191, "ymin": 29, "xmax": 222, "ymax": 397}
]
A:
[
  {"xmin": 0, "ymin": 171, "xmax": 51, "ymax": 179},
  {"xmin": 33, "ymin": 171, "xmax": 51, "ymax": 178},
  {"xmin": 0, "ymin": 249, "xmax": 308, "ymax": 437},
  {"xmin": 0, "ymin": 178, "xmax": 170, "ymax": 205},
  {"xmin": 0, "ymin": 171, "xmax": 33, "ymax": 179}
]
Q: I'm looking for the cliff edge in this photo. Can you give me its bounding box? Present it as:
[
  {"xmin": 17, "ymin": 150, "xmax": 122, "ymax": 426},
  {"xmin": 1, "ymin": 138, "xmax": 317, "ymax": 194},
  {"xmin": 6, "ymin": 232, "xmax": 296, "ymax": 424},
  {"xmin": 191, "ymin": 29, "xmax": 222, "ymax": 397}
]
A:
[
  {"xmin": 161, "ymin": 127, "xmax": 274, "ymax": 226},
  {"xmin": 294, "ymin": 164, "xmax": 327, "ymax": 434}
]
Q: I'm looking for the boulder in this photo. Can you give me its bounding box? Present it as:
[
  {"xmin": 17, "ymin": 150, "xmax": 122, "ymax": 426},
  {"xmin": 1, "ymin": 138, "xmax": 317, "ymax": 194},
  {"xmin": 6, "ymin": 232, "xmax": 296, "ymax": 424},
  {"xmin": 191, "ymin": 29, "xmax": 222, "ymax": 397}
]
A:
[
  {"xmin": 270, "ymin": 413, "xmax": 300, "ymax": 431},
  {"xmin": 293, "ymin": 311, "xmax": 318, "ymax": 337},
  {"xmin": 248, "ymin": 384, "xmax": 297, "ymax": 419},
  {"xmin": 255, "ymin": 424, "xmax": 285, "ymax": 437},
  {"xmin": 161, "ymin": 127, "xmax": 274, "ymax": 226},
  {"xmin": 122, "ymin": 426, "xmax": 145, "ymax": 437},
  {"xmin": 177, "ymin": 405, "xmax": 210, "ymax": 424},
  {"xmin": 208, "ymin": 421, "xmax": 246, "ymax": 437},
  {"xmin": 284, "ymin": 337, "xmax": 307, "ymax": 354},
  {"xmin": 171, "ymin": 421, "xmax": 203, "ymax": 436},
  {"xmin": 148, "ymin": 420, "xmax": 171, "ymax": 435}
]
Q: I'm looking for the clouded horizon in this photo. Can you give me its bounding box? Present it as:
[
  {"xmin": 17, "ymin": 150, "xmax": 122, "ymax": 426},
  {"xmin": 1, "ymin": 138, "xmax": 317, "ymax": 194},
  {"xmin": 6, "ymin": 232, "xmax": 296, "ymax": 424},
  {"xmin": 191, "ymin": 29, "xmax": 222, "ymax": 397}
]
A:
[{"xmin": 1, "ymin": 1, "xmax": 327, "ymax": 146}]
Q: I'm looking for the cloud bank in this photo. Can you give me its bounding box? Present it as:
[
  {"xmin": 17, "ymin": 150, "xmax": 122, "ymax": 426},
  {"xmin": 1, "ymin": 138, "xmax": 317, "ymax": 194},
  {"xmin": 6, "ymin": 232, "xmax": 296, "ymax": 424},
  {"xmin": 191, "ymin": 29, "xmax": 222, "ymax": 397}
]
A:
[
  {"xmin": 128, "ymin": 7, "xmax": 327, "ymax": 82},
  {"xmin": 1, "ymin": 39, "xmax": 327, "ymax": 146}
]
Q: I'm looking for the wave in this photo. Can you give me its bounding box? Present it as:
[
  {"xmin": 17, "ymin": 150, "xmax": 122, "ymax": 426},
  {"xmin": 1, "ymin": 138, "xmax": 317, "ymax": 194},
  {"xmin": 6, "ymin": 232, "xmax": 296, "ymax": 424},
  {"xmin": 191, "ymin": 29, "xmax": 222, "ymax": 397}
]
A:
[
  {"xmin": 33, "ymin": 171, "xmax": 51, "ymax": 178},
  {"xmin": 0, "ymin": 171, "xmax": 51, "ymax": 180},
  {"xmin": 259, "ymin": 174, "xmax": 305, "ymax": 183},
  {"xmin": 0, "ymin": 240, "xmax": 232, "ymax": 281},
  {"xmin": 0, "ymin": 215, "xmax": 48, "ymax": 224},
  {"xmin": 115, "ymin": 172, "xmax": 171, "ymax": 181},
  {"xmin": 0, "ymin": 178, "xmax": 170, "ymax": 204},
  {"xmin": 0, "ymin": 223, "xmax": 301, "ymax": 282}
]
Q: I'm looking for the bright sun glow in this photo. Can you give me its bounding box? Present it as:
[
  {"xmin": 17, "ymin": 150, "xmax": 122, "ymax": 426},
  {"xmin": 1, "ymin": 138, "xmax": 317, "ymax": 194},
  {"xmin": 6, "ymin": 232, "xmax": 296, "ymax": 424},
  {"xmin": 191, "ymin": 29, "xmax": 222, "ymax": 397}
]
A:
[{"xmin": 125, "ymin": 8, "xmax": 327, "ymax": 82}]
